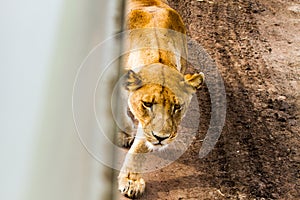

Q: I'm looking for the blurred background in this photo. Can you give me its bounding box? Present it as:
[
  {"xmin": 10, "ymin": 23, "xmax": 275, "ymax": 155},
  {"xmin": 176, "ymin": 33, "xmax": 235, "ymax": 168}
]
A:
[{"xmin": 0, "ymin": 0, "xmax": 122, "ymax": 199}]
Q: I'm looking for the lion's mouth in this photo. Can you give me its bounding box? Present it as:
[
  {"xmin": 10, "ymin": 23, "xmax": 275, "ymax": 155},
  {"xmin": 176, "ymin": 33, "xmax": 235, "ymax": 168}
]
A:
[
  {"xmin": 151, "ymin": 131, "xmax": 170, "ymax": 144},
  {"xmin": 146, "ymin": 140, "xmax": 169, "ymax": 151},
  {"xmin": 153, "ymin": 141, "xmax": 165, "ymax": 146},
  {"xmin": 144, "ymin": 130, "xmax": 175, "ymax": 150},
  {"xmin": 149, "ymin": 140, "xmax": 168, "ymax": 147}
]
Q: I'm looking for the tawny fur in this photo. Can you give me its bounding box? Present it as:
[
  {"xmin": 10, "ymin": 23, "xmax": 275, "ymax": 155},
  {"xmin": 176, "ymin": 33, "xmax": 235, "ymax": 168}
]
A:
[{"xmin": 118, "ymin": 0, "xmax": 204, "ymax": 198}]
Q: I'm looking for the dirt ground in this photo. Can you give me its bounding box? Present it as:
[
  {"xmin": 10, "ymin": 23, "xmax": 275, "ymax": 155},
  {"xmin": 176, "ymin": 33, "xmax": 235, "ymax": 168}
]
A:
[{"xmin": 119, "ymin": 0, "xmax": 300, "ymax": 199}]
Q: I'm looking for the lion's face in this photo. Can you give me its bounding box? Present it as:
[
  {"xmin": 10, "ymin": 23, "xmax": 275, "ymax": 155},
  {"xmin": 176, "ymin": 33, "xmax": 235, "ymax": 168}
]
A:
[
  {"xmin": 128, "ymin": 84, "xmax": 186, "ymax": 148},
  {"xmin": 124, "ymin": 64, "xmax": 204, "ymax": 149}
]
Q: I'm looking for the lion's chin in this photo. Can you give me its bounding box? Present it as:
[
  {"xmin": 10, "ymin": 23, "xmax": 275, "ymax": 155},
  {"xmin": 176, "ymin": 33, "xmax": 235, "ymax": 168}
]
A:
[{"xmin": 145, "ymin": 141, "xmax": 169, "ymax": 151}]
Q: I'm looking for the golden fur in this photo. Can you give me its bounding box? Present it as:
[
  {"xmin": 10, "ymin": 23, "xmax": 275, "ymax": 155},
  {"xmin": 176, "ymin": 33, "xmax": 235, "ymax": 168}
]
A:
[{"xmin": 118, "ymin": 0, "xmax": 204, "ymax": 198}]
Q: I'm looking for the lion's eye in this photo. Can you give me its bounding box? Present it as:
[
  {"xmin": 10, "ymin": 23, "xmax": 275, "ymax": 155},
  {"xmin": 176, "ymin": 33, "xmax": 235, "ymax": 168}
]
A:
[
  {"xmin": 142, "ymin": 101, "xmax": 153, "ymax": 108},
  {"xmin": 174, "ymin": 104, "xmax": 182, "ymax": 112}
]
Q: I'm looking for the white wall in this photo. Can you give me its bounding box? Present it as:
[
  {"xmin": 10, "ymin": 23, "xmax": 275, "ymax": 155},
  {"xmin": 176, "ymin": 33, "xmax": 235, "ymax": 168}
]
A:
[{"xmin": 0, "ymin": 0, "xmax": 122, "ymax": 199}]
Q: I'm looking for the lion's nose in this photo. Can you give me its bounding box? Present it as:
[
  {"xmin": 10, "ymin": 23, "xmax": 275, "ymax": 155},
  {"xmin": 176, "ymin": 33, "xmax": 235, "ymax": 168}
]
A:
[{"xmin": 152, "ymin": 132, "xmax": 169, "ymax": 143}]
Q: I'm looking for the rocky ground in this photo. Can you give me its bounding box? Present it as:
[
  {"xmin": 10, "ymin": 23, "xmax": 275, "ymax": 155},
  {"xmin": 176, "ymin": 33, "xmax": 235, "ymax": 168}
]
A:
[{"xmin": 119, "ymin": 0, "xmax": 300, "ymax": 199}]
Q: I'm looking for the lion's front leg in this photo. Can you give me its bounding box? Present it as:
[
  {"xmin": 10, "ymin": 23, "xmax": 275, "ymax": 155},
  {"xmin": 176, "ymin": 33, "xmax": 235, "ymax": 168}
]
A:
[
  {"xmin": 118, "ymin": 170, "xmax": 146, "ymax": 198},
  {"xmin": 116, "ymin": 88, "xmax": 136, "ymax": 148},
  {"xmin": 118, "ymin": 132, "xmax": 149, "ymax": 198}
]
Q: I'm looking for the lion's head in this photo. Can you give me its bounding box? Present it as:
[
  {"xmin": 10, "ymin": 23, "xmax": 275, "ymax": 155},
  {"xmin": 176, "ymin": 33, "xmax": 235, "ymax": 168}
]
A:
[{"xmin": 124, "ymin": 63, "xmax": 204, "ymax": 149}]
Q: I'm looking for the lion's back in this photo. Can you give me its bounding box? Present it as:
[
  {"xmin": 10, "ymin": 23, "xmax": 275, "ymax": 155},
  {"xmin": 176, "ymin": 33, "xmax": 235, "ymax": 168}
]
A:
[
  {"xmin": 124, "ymin": 0, "xmax": 187, "ymax": 73},
  {"xmin": 126, "ymin": 1, "xmax": 185, "ymax": 33}
]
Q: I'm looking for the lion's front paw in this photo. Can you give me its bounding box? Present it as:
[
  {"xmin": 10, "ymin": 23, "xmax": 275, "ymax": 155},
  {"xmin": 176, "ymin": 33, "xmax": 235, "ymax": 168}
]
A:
[
  {"xmin": 118, "ymin": 175, "xmax": 145, "ymax": 198},
  {"xmin": 117, "ymin": 131, "xmax": 135, "ymax": 148}
]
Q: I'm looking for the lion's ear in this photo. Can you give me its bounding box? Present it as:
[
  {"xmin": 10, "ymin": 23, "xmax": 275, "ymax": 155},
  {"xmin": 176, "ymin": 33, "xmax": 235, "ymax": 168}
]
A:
[
  {"xmin": 183, "ymin": 72, "xmax": 205, "ymax": 90},
  {"xmin": 124, "ymin": 70, "xmax": 143, "ymax": 91}
]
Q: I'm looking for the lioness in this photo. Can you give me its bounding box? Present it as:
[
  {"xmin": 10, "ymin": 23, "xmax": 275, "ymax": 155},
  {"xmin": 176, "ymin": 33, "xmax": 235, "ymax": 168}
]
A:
[{"xmin": 118, "ymin": 0, "xmax": 204, "ymax": 198}]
